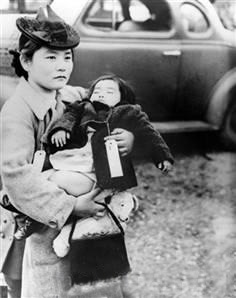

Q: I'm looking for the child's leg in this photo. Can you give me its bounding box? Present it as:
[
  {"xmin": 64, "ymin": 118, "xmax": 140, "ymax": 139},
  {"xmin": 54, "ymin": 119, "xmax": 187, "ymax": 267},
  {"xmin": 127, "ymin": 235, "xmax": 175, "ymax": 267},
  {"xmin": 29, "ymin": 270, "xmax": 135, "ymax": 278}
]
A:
[
  {"xmin": 46, "ymin": 170, "xmax": 96, "ymax": 256},
  {"xmin": 48, "ymin": 171, "xmax": 95, "ymax": 197}
]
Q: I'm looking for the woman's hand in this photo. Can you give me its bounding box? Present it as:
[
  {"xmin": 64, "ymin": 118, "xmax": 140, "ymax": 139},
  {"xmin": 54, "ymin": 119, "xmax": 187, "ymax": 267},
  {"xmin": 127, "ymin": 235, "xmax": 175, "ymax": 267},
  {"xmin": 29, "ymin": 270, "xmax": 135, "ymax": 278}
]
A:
[
  {"xmin": 72, "ymin": 188, "xmax": 105, "ymax": 217},
  {"xmin": 104, "ymin": 128, "xmax": 134, "ymax": 156}
]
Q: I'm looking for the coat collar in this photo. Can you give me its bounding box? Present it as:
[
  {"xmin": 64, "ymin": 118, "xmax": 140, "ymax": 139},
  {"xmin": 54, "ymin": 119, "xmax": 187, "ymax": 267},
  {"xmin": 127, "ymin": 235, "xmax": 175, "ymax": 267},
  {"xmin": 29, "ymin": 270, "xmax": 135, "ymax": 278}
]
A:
[{"xmin": 16, "ymin": 77, "xmax": 57, "ymax": 120}]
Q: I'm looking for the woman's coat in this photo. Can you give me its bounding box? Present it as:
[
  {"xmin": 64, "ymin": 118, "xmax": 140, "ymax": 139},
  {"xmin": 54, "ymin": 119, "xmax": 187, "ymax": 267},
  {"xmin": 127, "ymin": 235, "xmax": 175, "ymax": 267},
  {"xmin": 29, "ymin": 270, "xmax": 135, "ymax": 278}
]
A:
[
  {"xmin": 0, "ymin": 77, "xmax": 79, "ymax": 298},
  {"xmin": 0, "ymin": 208, "xmax": 16, "ymax": 271}
]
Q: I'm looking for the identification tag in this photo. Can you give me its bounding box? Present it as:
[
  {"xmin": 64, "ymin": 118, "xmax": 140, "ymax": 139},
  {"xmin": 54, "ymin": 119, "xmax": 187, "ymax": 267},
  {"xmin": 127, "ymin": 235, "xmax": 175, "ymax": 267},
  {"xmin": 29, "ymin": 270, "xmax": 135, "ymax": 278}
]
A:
[
  {"xmin": 32, "ymin": 150, "xmax": 46, "ymax": 172},
  {"xmin": 105, "ymin": 139, "xmax": 123, "ymax": 178}
]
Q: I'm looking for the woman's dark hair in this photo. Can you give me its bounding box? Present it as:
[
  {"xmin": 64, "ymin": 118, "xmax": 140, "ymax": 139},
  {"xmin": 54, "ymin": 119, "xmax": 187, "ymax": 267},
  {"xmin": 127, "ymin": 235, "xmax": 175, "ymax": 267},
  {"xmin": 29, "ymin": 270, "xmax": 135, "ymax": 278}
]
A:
[
  {"xmin": 9, "ymin": 35, "xmax": 41, "ymax": 80},
  {"xmin": 87, "ymin": 74, "xmax": 136, "ymax": 105}
]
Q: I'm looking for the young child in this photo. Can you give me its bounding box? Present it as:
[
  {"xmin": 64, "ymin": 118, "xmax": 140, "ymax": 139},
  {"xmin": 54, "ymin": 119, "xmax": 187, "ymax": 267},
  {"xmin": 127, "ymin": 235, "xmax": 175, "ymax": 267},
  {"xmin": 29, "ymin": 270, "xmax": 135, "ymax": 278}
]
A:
[{"xmin": 47, "ymin": 74, "xmax": 173, "ymax": 186}]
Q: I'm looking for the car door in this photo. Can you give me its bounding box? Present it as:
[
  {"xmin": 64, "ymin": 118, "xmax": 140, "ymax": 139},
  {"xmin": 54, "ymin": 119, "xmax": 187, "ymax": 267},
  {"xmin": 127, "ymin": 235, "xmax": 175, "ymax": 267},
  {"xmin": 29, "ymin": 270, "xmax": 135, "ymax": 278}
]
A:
[
  {"xmin": 176, "ymin": 1, "xmax": 236, "ymax": 120},
  {"xmin": 70, "ymin": 0, "xmax": 181, "ymax": 121}
]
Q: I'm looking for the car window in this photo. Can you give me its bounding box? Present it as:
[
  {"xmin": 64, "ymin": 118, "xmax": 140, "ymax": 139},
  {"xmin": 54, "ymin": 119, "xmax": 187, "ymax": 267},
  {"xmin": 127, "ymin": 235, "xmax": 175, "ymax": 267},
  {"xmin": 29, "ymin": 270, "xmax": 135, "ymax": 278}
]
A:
[
  {"xmin": 83, "ymin": 0, "xmax": 172, "ymax": 32},
  {"xmin": 51, "ymin": 0, "xmax": 88, "ymax": 25},
  {"xmin": 0, "ymin": 0, "xmax": 52, "ymax": 13},
  {"xmin": 180, "ymin": 3, "xmax": 209, "ymax": 33},
  {"xmin": 128, "ymin": 0, "xmax": 151, "ymax": 22},
  {"xmin": 84, "ymin": 0, "xmax": 124, "ymax": 30}
]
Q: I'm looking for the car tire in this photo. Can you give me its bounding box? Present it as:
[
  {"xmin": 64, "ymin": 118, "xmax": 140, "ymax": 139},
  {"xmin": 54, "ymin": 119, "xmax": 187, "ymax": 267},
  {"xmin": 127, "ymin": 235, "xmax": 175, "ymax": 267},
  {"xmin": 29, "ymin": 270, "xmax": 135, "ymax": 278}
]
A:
[{"xmin": 221, "ymin": 98, "xmax": 236, "ymax": 150}]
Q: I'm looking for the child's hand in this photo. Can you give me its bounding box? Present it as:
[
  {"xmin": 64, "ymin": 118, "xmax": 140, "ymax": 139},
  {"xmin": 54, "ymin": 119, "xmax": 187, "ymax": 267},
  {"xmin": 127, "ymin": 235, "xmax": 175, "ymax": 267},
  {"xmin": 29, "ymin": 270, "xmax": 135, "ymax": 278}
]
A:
[
  {"xmin": 158, "ymin": 160, "xmax": 172, "ymax": 174},
  {"xmin": 51, "ymin": 130, "xmax": 70, "ymax": 147}
]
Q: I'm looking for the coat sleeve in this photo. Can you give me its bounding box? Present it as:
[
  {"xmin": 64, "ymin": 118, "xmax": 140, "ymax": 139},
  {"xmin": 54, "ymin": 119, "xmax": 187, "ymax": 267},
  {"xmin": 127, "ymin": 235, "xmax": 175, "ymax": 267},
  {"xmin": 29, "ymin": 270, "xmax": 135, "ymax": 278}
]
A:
[
  {"xmin": 45, "ymin": 101, "xmax": 88, "ymax": 153},
  {"xmin": 0, "ymin": 100, "xmax": 76, "ymax": 230},
  {"xmin": 48, "ymin": 101, "xmax": 84, "ymax": 136},
  {"xmin": 121, "ymin": 105, "xmax": 174, "ymax": 166}
]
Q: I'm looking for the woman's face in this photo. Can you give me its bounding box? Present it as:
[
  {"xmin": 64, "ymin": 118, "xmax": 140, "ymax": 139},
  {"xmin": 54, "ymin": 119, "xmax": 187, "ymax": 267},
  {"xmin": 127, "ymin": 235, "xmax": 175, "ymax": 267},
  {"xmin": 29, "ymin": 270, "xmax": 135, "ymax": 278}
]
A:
[
  {"xmin": 90, "ymin": 79, "xmax": 121, "ymax": 107},
  {"xmin": 24, "ymin": 47, "xmax": 73, "ymax": 91}
]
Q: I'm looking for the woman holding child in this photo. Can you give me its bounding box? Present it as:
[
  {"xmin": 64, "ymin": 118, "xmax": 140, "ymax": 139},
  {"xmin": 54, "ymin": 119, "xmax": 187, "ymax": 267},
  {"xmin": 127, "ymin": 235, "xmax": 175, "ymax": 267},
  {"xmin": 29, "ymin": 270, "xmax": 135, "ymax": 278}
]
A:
[{"xmin": 0, "ymin": 6, "xmax": 136, "ymax": 298}]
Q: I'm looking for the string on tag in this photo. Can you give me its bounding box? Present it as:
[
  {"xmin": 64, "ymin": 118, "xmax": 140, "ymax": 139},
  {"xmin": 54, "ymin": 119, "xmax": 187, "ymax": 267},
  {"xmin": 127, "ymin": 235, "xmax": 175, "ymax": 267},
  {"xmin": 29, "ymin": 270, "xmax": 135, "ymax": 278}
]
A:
[{"xmin": 106, "ymin": 122, "xmax": 111, "ymax": 136}]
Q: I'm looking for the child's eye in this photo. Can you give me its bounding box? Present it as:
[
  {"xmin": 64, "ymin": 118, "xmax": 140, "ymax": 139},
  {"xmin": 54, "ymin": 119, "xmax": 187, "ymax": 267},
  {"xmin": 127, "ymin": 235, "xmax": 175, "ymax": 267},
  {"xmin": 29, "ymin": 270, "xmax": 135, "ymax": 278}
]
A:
[
  {"xmin": 65, "ymin": 56, "xmax": 72, "ymax": 60},
  {"xmin": 46, "ymin": 56, "xmax": 56, "ymax": 60}
]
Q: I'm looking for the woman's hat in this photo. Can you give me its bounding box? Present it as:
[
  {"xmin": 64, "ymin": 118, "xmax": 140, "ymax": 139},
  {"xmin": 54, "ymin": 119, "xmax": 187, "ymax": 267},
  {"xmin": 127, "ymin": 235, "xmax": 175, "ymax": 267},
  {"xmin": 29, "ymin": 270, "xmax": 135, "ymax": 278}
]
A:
[{"xmin": 16, "ymin": 5, "xmax": 80, "ymax": 50}]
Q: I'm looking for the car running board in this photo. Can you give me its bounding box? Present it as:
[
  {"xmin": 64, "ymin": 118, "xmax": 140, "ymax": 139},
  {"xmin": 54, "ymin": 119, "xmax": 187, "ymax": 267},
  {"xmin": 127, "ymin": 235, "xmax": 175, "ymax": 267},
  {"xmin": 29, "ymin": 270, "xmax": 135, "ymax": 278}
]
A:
[{"xmin": 151, "ymin": 121, "xmax": 218, "ymax": 133}]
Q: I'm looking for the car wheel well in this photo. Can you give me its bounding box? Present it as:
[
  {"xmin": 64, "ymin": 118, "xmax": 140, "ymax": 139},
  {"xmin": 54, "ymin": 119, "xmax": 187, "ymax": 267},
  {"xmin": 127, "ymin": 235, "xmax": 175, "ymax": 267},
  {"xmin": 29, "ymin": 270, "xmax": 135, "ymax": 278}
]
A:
[{"xmin": 220, "ymin": 86, "xmax": 236, "ymax": 149}]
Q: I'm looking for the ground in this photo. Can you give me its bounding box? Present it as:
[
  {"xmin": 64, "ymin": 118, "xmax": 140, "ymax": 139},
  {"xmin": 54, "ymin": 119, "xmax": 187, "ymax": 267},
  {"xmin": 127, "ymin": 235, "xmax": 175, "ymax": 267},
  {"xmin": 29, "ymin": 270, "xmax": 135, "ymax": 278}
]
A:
[{"xmin": 122, "ymin": 140, "xmax": 236, "ymax": 298}]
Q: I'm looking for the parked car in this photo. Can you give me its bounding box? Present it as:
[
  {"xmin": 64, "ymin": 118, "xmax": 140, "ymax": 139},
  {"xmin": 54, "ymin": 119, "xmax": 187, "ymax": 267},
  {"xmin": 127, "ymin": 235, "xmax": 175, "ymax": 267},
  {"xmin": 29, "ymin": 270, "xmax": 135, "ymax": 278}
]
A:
[{"xmin": 1, "ymin": 0, "xmax": 236, "ymax": 148}]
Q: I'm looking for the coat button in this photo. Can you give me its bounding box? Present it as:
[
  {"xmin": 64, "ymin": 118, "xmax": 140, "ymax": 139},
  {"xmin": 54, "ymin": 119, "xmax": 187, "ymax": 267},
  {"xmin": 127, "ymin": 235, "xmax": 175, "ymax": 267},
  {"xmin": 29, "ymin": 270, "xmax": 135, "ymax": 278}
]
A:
[
  {"xmin": 49, "ymin": 220, "xmax": 58, "ymax": 229},
  {"xmin": 0, "ymin": 232, "xmax": 5, "ymax": 238}
]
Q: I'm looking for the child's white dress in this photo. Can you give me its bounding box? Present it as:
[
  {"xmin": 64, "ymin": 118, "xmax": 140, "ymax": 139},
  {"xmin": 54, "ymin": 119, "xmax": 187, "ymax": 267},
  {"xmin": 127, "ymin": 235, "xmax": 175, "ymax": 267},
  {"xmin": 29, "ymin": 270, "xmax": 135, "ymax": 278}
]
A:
[{"xmin": 49, "ymin": 128, "xmax": 97, "ymax": 183}]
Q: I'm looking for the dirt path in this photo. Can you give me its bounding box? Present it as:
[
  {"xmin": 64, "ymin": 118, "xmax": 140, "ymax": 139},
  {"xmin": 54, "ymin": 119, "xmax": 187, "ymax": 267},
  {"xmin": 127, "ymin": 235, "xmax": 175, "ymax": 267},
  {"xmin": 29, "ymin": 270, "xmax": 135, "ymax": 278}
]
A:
[{"xmin": 123, "ymin": 152, "xmax": 236, "ymax": 298}]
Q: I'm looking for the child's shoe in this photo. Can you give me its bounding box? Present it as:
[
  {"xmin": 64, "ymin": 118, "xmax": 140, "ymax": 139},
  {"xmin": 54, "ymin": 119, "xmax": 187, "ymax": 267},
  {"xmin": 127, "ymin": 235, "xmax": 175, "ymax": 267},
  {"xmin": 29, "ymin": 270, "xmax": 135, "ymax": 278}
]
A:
[{"xmin": 53, "ymin": 221, "xmax": 74, "ymax": 257}]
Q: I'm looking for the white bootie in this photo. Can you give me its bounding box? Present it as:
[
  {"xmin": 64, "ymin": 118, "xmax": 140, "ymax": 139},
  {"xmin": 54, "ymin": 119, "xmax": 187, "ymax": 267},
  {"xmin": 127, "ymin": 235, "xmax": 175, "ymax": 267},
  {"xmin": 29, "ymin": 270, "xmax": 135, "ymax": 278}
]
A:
[
  {"xmin": 53, "ymin": 222, "xmax": 73, "ymax": 257},
  {"xmin": 53, "ymin": 235, "xmax": 70, "ymax": 258}
]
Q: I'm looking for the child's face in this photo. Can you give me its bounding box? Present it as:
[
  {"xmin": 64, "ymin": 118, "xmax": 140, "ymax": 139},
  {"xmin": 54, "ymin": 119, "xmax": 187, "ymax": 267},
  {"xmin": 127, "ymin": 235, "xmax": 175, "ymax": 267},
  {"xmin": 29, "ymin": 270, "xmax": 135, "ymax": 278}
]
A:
[
  {"xmin": 25, "ymin": 47, "xmax": 73, "ymax": 92},
  {"xmin": 90, "ymin": 79, "xmax": 121, "ymax": 107}
]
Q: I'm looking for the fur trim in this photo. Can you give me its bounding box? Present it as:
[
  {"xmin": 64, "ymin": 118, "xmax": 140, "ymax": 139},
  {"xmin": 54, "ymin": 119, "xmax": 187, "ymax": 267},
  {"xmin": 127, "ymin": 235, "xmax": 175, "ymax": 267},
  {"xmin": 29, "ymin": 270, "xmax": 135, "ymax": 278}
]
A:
[{"xmin": 68, "ymin": 277, "xmax": 122, "ymax": 296}]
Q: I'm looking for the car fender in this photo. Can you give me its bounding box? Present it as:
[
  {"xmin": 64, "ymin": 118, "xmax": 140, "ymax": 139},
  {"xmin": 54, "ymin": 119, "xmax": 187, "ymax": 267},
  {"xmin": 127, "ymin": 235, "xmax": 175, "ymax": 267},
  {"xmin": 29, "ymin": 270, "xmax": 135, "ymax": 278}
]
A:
[{"xmin": 206, "ymin": 68, "xmax": 236, "ymax": 128}]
